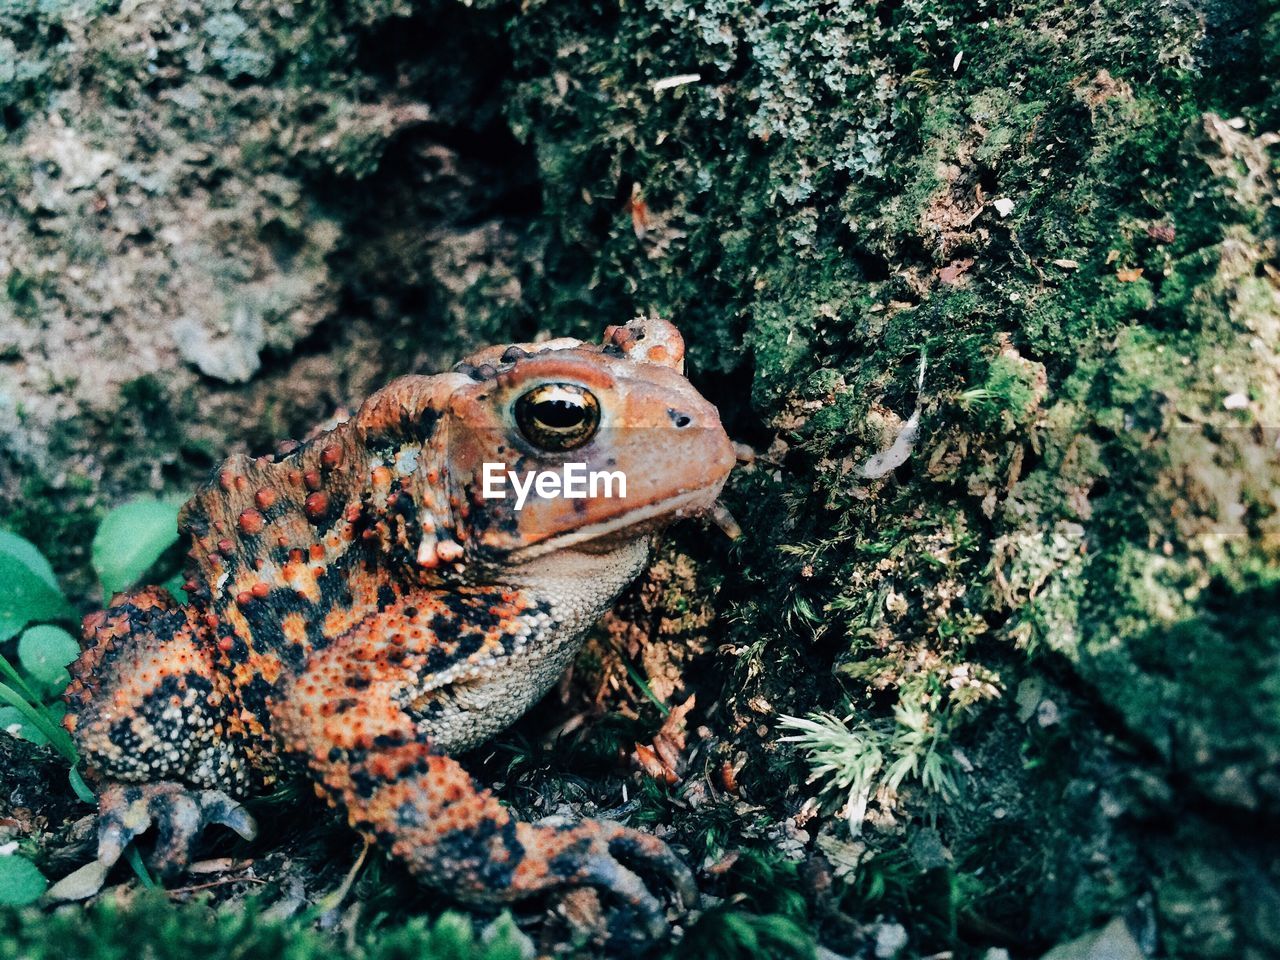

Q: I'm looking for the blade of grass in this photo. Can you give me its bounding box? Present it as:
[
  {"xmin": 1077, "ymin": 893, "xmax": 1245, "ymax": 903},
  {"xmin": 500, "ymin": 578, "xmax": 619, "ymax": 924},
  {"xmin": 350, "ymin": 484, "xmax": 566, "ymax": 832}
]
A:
[
  {"xmin": 0, "ymin": 680, "xmax": 77, "ymax": 758},
  {"xmin": 68, "ymin": 766, "xmax": 95, "ymax": 805},
  {"xmin": 126, "ymin": 847, "xmax": 156, "ymax": 889},
  {"xmin": 624, "ymin": 661, "xmax": 671, "ymax": 717},
  {"xmin": 0, "ymin": 652, "xmax": 44, "ymax": 711}
]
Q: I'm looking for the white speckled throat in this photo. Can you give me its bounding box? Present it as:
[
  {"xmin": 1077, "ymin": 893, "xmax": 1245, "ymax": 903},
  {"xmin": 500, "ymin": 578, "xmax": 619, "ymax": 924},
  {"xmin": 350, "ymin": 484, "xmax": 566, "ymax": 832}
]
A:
[
  {"xmin": 416, "ymin": 537, "xmax": 654, "ymax": 752},
  {"xmin": 504, "ymin": 536, "xmax": 653, "ymax": 635}
]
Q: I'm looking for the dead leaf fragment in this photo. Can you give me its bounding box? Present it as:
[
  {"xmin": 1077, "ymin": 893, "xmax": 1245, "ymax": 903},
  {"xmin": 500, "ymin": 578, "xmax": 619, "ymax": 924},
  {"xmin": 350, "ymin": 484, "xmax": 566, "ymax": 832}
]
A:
[
  {"xmin": 937, "ymin": 258, "xmax": 975, "ymax": 285},
  {"xmin": 631, "ymin": 696, "xmax": 696, "ymax": 784},
  {"xmin": 632, "ymin": 743, "xmax": 671, "ymax": 783},
  {"xmin": 652, "ymin": 73, "xmax": 701, "ymax": 93},
  {"xmin": 921, "ymin": 158, "xmax": 986, "ymax": 257},
  {"xmin": 46, "ymin": 860, "xmax": 111, "ymax": 902},
  {"xmin": 704, "ymin": 852, "xmax": 740, "ymax": 876},
  {"xmin": 629, "ymin": 183, "xmax": 651, "ymax": 238},
  {"xmin": 720, "ymin": 760, "xmax": 739, "ymax": 793},
  {"xmin": 1076, "ymin": 70, "xmax": 1135, "ymax": 112}
]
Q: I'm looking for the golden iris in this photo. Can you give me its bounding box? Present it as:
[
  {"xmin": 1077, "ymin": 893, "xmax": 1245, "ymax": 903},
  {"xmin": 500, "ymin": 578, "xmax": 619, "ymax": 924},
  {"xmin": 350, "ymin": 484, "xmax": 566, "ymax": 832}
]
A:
[{"xmin": 514, "ymin": 383, "xmax": 601, "ymax": 451}]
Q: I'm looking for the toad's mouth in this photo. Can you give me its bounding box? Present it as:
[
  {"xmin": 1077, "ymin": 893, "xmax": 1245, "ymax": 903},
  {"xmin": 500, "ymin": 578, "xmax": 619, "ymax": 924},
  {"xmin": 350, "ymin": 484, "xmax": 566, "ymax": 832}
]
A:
[{"xmin": 503, "ymin": 486, "xmax": 725, "ymax": 563}]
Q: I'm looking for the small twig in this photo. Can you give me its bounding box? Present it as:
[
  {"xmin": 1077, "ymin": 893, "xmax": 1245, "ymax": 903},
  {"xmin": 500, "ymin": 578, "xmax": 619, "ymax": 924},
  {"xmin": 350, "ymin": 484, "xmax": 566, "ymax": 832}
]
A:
[{"xmin": 167, "ymin": 875, "xmax": 267, "ymax": 895}]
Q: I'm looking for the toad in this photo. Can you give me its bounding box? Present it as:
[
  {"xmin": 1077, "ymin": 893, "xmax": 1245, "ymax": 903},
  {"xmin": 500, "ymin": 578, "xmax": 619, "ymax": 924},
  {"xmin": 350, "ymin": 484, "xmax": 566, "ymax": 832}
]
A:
[{"xmin": 63, "ymin": 317, "xmax": 736, "ymax": 939}]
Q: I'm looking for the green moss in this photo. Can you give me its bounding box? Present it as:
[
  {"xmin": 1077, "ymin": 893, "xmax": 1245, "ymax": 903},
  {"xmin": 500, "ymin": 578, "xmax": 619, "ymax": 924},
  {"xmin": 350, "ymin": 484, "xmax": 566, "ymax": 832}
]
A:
[
  {"xmin": 492, "ymin": 0, "xmax": 1280, "ymax": 954},
  {"xmin": 203, "ymin": 9, "xmax": 276, "ymax": 80},
  {"xmin": 0, "ymin": 892, "xmax": 534, "ymax": 960}
]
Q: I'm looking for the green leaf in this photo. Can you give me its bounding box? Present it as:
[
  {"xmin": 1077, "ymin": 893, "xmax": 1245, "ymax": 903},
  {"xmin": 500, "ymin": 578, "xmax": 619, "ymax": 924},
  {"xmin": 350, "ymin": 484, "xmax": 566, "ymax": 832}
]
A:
[
  {"xmin": 0, "ymin": 855, "xmax": 48, "ymax": 906},
  {"xmin": 92, "ymin": 498, "xmax": 182, "ymax": 597},
  {"xmin": 0, "ymin": 530, "xmax": 58, "ymax": 589},
  {"xmin": 0, "ymin": 705, "xmax": 47, "ymax": 745},
  {"xmin": 0, "ymin": 553, "xmax": 72, "ymax": 642},
  {"xmin": 18, "ymin": 625, "xmax": 81, "ymax": 687},
  {"xmin": 161, "ymin": 571, "xmax": 187, "ymax": 599}
]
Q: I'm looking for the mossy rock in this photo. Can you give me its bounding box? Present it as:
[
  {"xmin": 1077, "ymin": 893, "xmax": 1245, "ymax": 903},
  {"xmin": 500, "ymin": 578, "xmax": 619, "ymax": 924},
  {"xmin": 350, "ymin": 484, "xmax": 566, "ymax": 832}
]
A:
[{"xmin": 2, "ymin": 0, "xmax": 1278, "ymax": 957}]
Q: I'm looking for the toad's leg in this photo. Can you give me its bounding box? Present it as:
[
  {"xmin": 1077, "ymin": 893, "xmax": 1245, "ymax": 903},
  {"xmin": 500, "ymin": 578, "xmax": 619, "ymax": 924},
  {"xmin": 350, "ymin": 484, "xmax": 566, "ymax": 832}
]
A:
[
  {"xmin": 272, "ymin": 617, "xmax": 694, "ymax": 939},
  {"xmin": 63, "ymin": 587, "xmax": 257, "ymax": 876}
]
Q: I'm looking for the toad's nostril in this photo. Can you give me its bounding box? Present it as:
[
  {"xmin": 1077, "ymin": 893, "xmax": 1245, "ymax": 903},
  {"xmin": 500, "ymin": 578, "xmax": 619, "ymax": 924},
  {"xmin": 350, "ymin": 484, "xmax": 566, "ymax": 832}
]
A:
[{"xmin": 668, "ymin": 410, "xmax": 693, "ymax": 428}]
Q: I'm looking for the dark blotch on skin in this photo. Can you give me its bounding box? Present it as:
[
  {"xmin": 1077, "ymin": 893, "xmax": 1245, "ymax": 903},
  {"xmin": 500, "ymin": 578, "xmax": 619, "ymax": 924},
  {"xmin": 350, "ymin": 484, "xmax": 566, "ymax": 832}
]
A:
[{"xmin": 434, "ymin": 817, "xmax": 522, "ymax": 889}]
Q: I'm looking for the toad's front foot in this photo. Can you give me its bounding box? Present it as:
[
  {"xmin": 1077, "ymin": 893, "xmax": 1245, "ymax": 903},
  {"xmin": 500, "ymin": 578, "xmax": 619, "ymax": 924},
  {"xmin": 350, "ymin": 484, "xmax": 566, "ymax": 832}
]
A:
[
  {"xmin": 512, "ymin": 818, "xmax": 697, "ymax": 943},
  {"xmin": 96, "ymin": 781, "xmax": 258, "ymax": 878}
]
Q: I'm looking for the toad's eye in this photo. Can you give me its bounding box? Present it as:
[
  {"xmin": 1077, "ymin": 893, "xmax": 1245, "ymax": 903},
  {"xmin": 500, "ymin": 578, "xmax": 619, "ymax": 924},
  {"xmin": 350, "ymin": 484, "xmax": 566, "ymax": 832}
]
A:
[{"xmin": 514, "ymin": 383, "xmax": 600, "ymax": 451}]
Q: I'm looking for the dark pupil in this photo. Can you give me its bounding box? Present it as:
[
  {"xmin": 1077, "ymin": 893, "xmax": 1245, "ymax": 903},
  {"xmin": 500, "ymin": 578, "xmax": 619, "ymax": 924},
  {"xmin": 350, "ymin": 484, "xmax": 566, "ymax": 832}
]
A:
[{"xmin": 534, "ymin": 399, "xmax": 585, "ymax": 430}]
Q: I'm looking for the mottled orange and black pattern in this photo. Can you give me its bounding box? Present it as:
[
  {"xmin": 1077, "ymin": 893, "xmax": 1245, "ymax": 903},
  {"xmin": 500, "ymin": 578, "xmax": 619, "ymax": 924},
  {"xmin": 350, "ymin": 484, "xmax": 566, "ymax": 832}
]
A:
[{"xmin": 63, "ymin": 318, "xmax": 735, "ymax": 939}]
